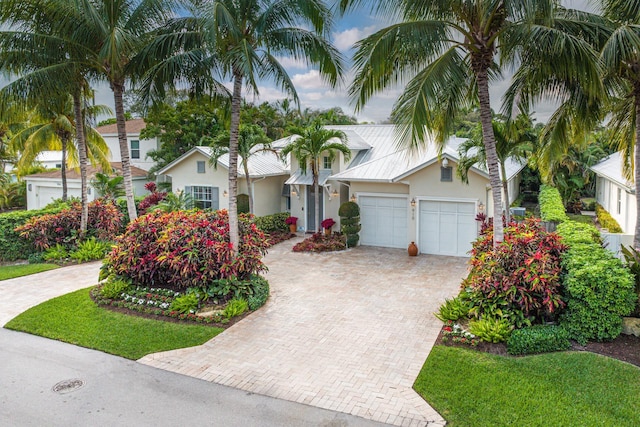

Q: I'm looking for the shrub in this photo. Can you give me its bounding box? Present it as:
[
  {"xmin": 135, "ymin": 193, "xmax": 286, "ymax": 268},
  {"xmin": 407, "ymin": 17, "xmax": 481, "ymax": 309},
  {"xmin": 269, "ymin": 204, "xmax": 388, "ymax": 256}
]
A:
[
  {"xmin": 468, "ymin": 317, "xmax": 512, "ymax": 343},
  {"xmin": 507, "ymin": 325, "xmax": 571, "ymax": 355},
  {"xmin": 43, "ymin": 244, "xmax": 69, "ymax": 262},
  {"xmin": 101, "ymin": 210, "xmax": 268, "ymax": 290},
  {"xmin": 100, "ymin": 277, "xmax": 132, "ymax": 299},
  {"xmin": 70, "ymin": 238, "xmax": 112, "ymax": 263},
  {"xmin": 621, "ymin": 245, "xmax": 640, "ymax": 316},
  {"xmin": 339, "ymin": 201, "xmax": 360, "ymax": 247},
  {"xmin": 292, "ymin": 232, "xmax": 346, "ymax": 252},
  {"xmin": 285, "ymin": 216, "xmax": 298, "ymax": 225},
  {"xmin": 170, "ymin": 293, "xmax": 199, "ymax": 314},
  {"xmin": 0, "ymin": 207, "xmax": 63, "ymax": 261},
  {"xmin": 435, "ymin": 296, "xmax": 471, "ymax": 322},
  {"xmin": 223, "ymin": 298, "xmax": 248, "ymax": 319},
  {"xmin": 237, "ymin": 194, "xmax": 250, "ymax": 214},
  {"xmin": 16, "ymin": 200, "xmax": 123, "ymax": 251},
  {"xmin": 555, "ymin": 221, "xmax": 602, "ymax": 246},
  {"xmin": 137, "ymin": 182, "xmax": 168, "ymax": 215},
  {"xmin": 464, "ymin": 218, "xmax": 567, "ymax": 328},
  {"xmin": 538, "ymin": 185, "xmax": 569, "ymax": 223},
  {"xmin": 254, "ymin": 212, "xmax": 289, "ymax": 233},
  {"xmin": 247, "ymin": 275, "xmax": 270, "ymax": 310},
  {"xmin": 595, "ymin": 203, "xmax": 623, "ymax": 233}
]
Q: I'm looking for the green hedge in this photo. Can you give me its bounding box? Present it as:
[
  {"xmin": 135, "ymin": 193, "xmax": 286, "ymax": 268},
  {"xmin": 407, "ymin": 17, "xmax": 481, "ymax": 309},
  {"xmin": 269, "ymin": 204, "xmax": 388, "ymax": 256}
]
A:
[
  {"xmin": 595, "ymin": 203, "xmax": 623, "ymax": 233},
  {"xmin": 538, "ymin": 185, "xmax": 569, "ymax": 223},
  {"xmin": 0, "ymin": 208, "xmax": 62, "ymax": 261},
  {"xmin": 507, "ymin": 325, "xmax": 571, "ymax": 355},
  {"xmin": 254, "ymin": 212, "xmax": 289, "ymax": 233},
  {"xmin": 556, "ymin": 221, "xmax": 636, "ymax": 344}
]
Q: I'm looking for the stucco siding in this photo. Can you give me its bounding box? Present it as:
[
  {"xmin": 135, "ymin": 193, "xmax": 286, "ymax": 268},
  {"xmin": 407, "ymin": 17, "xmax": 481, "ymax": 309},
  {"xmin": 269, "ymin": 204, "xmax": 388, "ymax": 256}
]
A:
[{"xmin": 104, "ymin": 135, "xmax": 158, "ymax": 172}]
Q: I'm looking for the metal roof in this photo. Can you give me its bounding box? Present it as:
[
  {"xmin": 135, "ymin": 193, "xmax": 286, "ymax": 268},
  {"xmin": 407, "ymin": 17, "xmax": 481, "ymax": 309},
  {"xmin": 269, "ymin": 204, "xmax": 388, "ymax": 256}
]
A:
[
  {"xmin": 285, "ymin": 169, "xmax": 332, "ymax": 186},
  {"xmin": 590, "ymin": 151, "xmax": 634, "ymax": 191}
]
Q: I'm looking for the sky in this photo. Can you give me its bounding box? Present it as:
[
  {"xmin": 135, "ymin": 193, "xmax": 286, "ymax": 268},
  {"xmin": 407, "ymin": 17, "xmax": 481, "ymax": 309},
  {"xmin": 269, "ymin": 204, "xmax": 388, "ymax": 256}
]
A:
[{"xmin": 84, "ymin": 0, "xmax": 594, "ymax": 125}]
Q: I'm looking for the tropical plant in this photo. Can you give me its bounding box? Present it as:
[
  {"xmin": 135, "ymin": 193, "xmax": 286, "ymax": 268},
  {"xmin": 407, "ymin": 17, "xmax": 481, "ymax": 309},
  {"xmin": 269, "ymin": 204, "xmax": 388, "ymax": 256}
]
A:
[
  {"xmin": 281, "ymin": 123, "xmax": 350, "ymax": 232},
  {"xmin": 91, "ymin": 172, "xmax": 125, "ymax": 201},
  {"xmin": 222, "ymin": 298, "xmax": 248, "ymax": 319},
  {"xmin": 342, "ymin": 0, "xmax": 603, "ymax": 247},
  {"xmin": 468, "ymin": 317, "xmax": 512, "ymax": 343},
  {"xmin": 435, "ymin": 296, "xmax": 472, "ymax": 322},
  {"xmin": 149, "ymin": 191, "xmax": 194, "ymax": 213}
]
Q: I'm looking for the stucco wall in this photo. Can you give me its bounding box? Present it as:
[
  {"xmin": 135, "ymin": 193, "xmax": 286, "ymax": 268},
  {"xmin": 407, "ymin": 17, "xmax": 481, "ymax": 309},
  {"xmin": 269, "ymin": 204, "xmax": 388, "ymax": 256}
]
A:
[
  {"xmin": 596, "ymin": 177, "xmax": 637, "ymax": 234},
  {"xmin": 104, "ymin": 135, "xmax": 158, "ymax": 172}
]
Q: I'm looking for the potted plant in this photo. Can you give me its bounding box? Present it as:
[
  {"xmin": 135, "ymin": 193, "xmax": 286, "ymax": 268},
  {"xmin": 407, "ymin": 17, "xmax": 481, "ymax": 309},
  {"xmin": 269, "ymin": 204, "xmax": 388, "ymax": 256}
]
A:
[
  {"xmin": 321, "ymin": 218, "xmax": 336, "ymax": 235},
  {"xmin": 285, "ymin": 216, "xmax": 298, "ymax": 233}
]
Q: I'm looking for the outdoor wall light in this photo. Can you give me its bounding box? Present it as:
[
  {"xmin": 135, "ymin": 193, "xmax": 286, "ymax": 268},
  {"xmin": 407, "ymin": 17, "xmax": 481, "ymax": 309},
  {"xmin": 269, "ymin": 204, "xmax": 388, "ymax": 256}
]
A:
[
  {"xmin": 411, "ymin": 197, "xmax": 416, "ymax": 220},
  {"xmin": 442, "ymin": 157, "xmax": 449, "ymax": 168},
  {"xmin": 410, "ymin": 197, "xmax": 416, "ymax": 208},
  {"xmin": 223, "ymin": 190, "xmax": 228, "ymax": 198},
  {"xmin": 331, "ymin": 189, "xmax": 339, "ymax": 199},
  {"xmin": 350, "ymin": 193, "xmax": 357, "ymax": 203},
  {"xmin": 478, "ymin": 201, "xmax": 484, "ymax": 213}
]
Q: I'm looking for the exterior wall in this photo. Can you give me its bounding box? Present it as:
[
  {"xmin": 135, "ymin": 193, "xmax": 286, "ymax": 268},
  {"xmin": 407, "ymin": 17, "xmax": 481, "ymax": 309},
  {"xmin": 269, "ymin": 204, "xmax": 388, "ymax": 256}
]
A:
[
  {"xmin": 596, "ymin": 176, "xmax": 637, "ymax": 234},
  {"xmin": 103, "ymin": 135, "xmax": 158, "ymax": 172},
  {"xmin": 507, "ymin": 173, "xmax": 521, "ymax": 205},
  {"xmin": 250, "ymin": 176, "xmax": 289, "ymax": 216},
  {"xmin": 25, "ymin": 178, "xmax": 97, "ymax": 210}
]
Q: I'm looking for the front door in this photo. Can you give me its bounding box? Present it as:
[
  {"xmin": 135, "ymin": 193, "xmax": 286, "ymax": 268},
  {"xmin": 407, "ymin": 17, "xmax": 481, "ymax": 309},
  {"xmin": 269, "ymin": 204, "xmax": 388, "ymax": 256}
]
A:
[{"xmin": 306, "ymin": 185, "xmax": 324, "ymax": 232}]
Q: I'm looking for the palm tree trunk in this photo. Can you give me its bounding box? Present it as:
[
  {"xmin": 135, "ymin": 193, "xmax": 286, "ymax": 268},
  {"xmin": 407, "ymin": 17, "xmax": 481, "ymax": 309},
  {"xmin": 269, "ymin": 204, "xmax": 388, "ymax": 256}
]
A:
[
  {"xmin": 313, "ymin": 159, "xmax": 320, "ymax": 233},
  {"xmin": 72, "ymin": 88, "xmax": 88, "ymax": 235},
  {"xmin": 634, "ymin": 93, "xmax": 640, "ymax": 249},
  {"xmin": 111, "ymin": 81, "xmax": 137, "ymax": 222},
  {"xmin": 228, "ymin": 71, "xmax": 242, "ymax": 254},
  {"xmin": 477, "ymin": 69, "xmax": 504, "ymax": 246},
  {"xmin": 501, "ymin": 161, "xmax": 510, "ymax": 224},
  {"xmin": 244, "ymin": 161, "xmax": 254, "ymax": 214},
  {"xmin": 61, "ymin": 139, "xmax": 68, "ymax": 202}
]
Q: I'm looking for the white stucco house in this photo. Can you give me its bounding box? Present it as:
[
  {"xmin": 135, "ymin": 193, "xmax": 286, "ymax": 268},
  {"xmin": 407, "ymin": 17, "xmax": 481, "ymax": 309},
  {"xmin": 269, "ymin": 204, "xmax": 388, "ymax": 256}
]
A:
[{"xmin": 95, "ymin": 118, "xmax": 159, "ymax": 172}]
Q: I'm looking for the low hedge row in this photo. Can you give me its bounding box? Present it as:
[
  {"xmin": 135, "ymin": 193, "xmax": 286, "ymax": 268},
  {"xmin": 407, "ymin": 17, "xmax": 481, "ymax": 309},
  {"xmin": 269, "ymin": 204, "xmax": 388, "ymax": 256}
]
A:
[
  {"xmin": 595, "ymin": 203, "xmax": 623, "ymax": 233},
  {"xmin": 254, "ymin": 212, "xmax": 289, "ymax": 233},
  {"xmin": 538, "ymin": 185, "xmax": 569, "ymax": 223},
  {"xmin": 0, "ymin": 207, "xmax": 63, "ymax": 261},
  {"xmin": 507, "ymin": 324, "xmax": 571, "ymax": 355}
]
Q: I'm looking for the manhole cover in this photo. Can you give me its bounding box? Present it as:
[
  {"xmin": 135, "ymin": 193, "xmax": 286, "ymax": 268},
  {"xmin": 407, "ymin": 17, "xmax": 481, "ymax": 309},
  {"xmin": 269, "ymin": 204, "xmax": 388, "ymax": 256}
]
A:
[{"xmin": 52, "ymin": 379, "xmax": 84, "ymax": 394}]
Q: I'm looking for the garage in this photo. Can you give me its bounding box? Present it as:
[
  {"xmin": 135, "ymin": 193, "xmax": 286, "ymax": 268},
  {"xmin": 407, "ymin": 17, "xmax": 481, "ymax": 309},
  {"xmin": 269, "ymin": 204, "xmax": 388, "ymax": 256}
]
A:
[
  {"xmin": 35, "ymin": 185, "xmax": 82, "ymax": 209},
  {"xmin": 359, "ymin": 195, "xmax": 408, "ymax": 248},
  {"xmin": 418, "ymin": 199, "xmax": 477, "ymax": 257}
]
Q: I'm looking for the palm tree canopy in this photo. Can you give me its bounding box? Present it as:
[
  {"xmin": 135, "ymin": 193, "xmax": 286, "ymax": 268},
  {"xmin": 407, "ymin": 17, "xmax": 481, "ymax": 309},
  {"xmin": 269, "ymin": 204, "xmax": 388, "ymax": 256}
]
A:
[{"xmin": 206, "ymin": 124, "xmax": 273, "ymax": 170}]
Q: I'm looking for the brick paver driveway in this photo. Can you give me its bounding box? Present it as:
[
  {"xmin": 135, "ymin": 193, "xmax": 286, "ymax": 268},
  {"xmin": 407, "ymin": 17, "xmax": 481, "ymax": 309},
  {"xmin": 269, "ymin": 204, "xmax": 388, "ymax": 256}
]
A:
[{"xmin": 140, "ymin": 238, "xmax": 469, "ymax": 426}]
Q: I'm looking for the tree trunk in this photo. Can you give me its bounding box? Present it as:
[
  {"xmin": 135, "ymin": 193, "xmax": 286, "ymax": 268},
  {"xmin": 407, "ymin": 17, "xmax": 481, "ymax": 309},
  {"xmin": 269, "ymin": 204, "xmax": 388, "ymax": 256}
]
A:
[
  {"xmin": 244, "ymin": 161, "xmax": 253, "ymax": 214},
  {"xmin": 72, "ymin": 88, "xmax": 88, "ymax": 235},
  {"xmin": 228, "ymin": 72, "xmax": 243, "ymax": 254},
  {"xmin": 501, "ymin": 161, "xmax": 510, "ymax": 224},
  {"xmin": 313, "ymin": 159, "xmax": 320, "ymax": 233},
  {"xmin": 634, "ymin": 93, "xmax": 640, "ymax": 250},
  {"xmin": 111, "ymin": 81, "xmax": 137, "ymax": 222},
  {"xmin": 477, "ymin": 69, "xmax": 504, "ymax": 246},
  {"xmin": 61, "ymin": 138, "xmax": 68, "ymax": 202}
]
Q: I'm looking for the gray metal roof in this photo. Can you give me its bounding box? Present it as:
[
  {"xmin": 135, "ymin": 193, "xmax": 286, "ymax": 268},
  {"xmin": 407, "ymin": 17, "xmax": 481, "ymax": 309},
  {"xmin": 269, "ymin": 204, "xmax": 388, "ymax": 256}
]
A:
[
  {"xmin": 590, "ymin": 151, "xmax": 634, "ymax": 191},
  {"xmin": 285, "ymin": 169, "xmax": 332, "ymax": 186}
]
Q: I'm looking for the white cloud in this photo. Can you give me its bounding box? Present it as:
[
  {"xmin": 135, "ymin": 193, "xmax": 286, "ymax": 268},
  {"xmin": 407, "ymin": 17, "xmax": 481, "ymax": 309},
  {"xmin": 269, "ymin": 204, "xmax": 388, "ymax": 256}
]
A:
[
  {"xmin": 332, "ymin": 25, "xmax": 377, "ymax": 51},
  {"xmin": 291, "ymin": 70, "xmax": 327, "ymax": 90},
  {"xmin": 274, "ymin": 56, "xmax": 308, "ymax": 70}
]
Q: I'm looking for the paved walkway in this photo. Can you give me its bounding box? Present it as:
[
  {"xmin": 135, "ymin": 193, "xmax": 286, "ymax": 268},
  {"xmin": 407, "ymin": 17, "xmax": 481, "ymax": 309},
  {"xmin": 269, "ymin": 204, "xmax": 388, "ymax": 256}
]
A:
[
  {"xmin": 140, "ymin": 239, "xmax": 469, "ymax": 426},
  {"xmin": 0, "ymin": 262, "xmax": 102, "ymax": 326}
]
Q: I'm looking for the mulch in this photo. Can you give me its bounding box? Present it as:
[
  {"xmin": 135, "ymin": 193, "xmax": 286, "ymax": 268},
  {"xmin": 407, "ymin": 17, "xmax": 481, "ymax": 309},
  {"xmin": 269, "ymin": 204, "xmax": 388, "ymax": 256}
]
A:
[{"xmin": 435, "ymin": 327, "xmax": 640, "ymax": 367}]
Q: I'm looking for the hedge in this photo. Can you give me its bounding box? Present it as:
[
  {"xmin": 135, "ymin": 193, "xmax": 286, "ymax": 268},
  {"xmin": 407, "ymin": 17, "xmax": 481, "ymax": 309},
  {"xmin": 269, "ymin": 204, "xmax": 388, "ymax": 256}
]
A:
[
  {"xmin": 254, "ymin": 212, "xmax": 289, "ymax": 233},
  {"xmin": 0, "ymin": 207, "xmax": 63, "ymax": 261},
  {"xmin": 507, "ymin": 325, "xmax": 571, "ymax": 355},
  {"xmin": 595, "ymin": 203, "xmax": 623, "ymax": 233},
  {"xmin": 538, "ymin": 185, "xmax": 569, "ymax": 223}
]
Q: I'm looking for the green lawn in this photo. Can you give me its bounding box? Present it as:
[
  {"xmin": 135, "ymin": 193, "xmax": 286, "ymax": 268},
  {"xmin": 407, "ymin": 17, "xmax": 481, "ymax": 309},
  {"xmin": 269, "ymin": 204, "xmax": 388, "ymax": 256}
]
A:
[
  {"xmin": 5, "ymin": 287, "xmax": 223, "ymax": 359},
  {"xmin": 0, "ymin": 263, "xmax": 59, "ymax": 281},
  {"xmin": 415, "ymin": 346, "xmax": 640, "ymax": 427}
]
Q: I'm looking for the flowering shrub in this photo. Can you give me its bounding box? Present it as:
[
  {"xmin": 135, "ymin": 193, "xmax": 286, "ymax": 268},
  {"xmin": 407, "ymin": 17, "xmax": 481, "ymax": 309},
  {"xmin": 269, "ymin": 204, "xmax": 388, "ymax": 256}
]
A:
[
  {"xmin": 285, "ymin": 216, "xmax": 298, "ymax": 225},
  {"xmin": 101, "ymin": 209, "xmax": 268, "ymax": 290},
  {"xmin": 16, "ymin": 200, "xmax": 123, "ymax": 250},
  {"xmin": 464, "ymin": 218, "xmax": 567, "ymax": 327},
  {"xmin": 441, "ymin": 320, "xmax": 479, "ymax": 346},
  {"xmin": 321, "ymin": 218, "xmax": 336, "ymax": 229},
  {"xmin": 292, "ymin": 232, "xmax": 346, "ymax": 252},
  {"xmin": 137, "ymin": 182, "xmax": 168, "ymax": 215}
]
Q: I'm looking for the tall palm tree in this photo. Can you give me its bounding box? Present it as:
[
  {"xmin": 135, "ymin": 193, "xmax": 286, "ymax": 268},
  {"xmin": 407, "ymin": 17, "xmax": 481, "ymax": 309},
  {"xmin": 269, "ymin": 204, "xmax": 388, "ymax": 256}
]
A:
[
  {"xmin": 137, "ymin": 0, "xmax": 344, "ymax": 253},
  {"xmin": 207, "ymin": 124, "xmax": 275, "ymax": 214},
  {"xmin": 280, "ymin": 123, "xmax": 350, "ymax": 233},
  {"xmin": 457, "ymin": 114, "xmax": 536, "ymax": 222},
  {"xmin": 342, "ymin": 0, "xmax": 603, "ymax": 246}
]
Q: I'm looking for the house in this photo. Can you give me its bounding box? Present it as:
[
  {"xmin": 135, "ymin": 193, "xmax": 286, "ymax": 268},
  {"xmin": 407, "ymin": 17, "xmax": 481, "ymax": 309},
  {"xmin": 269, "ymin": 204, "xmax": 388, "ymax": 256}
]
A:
[
  {"xmin": 278, "ymin": 125, "xmax": 524, "ymax": 257},
  {"xmin": 24, "ymin": 163, "xmax": 149, "ymax": 210},
  {"xmin": 156, "ymin": 146, "xmax": 289, "ymax": 215},
  {"xmin": 591, "ymin": 151, "xmax": 637, "ymax": 235},
  {"xmin": 95, "ymin": 118, "xmax": 159, "ymax": 172}
]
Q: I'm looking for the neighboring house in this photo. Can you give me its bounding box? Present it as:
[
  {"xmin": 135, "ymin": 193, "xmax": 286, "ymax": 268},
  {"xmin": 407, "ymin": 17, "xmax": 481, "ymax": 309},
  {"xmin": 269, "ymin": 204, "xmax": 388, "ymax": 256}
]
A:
[
  {"xmin": 4, "ymin": 150, "xmax": 63, "ymax": 172},
  {"xmin": 277, "ymin": 125, "xmax": 524, "ymax": 257},
  {"xmin": 95, "ymin": 118, "xmax": 159, "ymax": 172},
  {"xmin": 156, "ymin": 146, "xmax": 289, "ymax": 216},
  {"xmin": 591, "ymin": 151, "xmax": 637, "ymax": 235},
  {"xmin": 24, "ymin": 163, "xmax": 149, "ymax": 210}
]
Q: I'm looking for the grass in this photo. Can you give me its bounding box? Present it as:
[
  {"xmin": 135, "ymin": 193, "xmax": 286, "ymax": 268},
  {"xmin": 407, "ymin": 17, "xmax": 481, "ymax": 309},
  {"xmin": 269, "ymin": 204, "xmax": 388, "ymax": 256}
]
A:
[
  {"xmin": 5, "ymin": 287, "xmax": 223, "ymax": 359},
  {"xmin": 414, "ymin": 346, "xmax": 640, "ymax": 427},
  {"xmin": 0, "ymin": 263, "xmax": 59, "ymax": 281}
]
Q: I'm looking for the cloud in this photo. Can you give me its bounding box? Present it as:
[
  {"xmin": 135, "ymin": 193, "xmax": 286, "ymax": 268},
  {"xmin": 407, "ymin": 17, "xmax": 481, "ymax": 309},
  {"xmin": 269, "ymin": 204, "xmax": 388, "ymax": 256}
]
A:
[
  {"xmin": 333, "ymin": 25, "xmax": 377, "ymax": 51},
  {"xmin": 273, "ymin": 56, "xmax": 308, "ymax": 70},
  {"xmin": 291, "ymin": 70, "xmax": 327, "ymax": 90}
]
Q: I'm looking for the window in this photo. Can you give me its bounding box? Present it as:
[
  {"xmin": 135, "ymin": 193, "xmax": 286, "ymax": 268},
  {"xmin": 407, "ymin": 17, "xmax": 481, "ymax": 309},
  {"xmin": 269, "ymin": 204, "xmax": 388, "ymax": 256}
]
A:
[
  {"xmin": 186, "ymin": 185, "xmax": 219, "ymax": 210},
  {"xmin": 55, "ymin": 163, "xmax": 62, "ymax": 169},
  {"xmin": 130, "ymin": 140, "xmax": 140, "ymax": 159},
  {"xmin": 617, "ymin": 187, "xmax": 622, "ymax": 215},
  {"xmin": 197, "ymin": 161, "xmax": 206, "ymax": 174},
  {"xmin": 440, "ymin": 166, "xmax": 453, "ymax": 182},
  {"xmin": 323, "ymin": 156, "xmax": 331, "ymax": 170}
]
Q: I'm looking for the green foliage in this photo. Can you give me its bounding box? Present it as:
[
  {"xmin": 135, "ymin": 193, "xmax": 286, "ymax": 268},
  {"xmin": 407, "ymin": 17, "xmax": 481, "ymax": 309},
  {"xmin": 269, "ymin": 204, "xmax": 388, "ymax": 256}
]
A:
[
  {"xmin": 468, "ymin": 317, "xmax": 512, "ymax": 343},
  {"xmin": 339, "ymin": 201, "xmax": 360, "ymax": 248},
  {"xmin": 70, "ymin": 238, "xmax": 112, "ymax": 262},
  {"xmin": 170, "ymin": 294, "xmax": 199, "ymax": 314},
  {"xmin": 557, "ymin": 221, "xmax": 637, "ymax": 343},
  {"xmin": 148, "ymin": 191, "xmax": 193, "ymax": 213},
  {"xmin": 0, "ymin": 207, "xmax": 63, "ymax": 261},
  {"xmin": 254, "ymin": 212, "xmax": 289, "ymax": 233},
  {"xmin": 621, "ymin": 246, "xmax": 640, "ymax": 314},
  {"xmin": 247, "ymin": 275, "xmax": 269, "ymax": 311},
  {"xmin": 338, "ymin": 201, "xmax": 360, "ymax": 217},
  {"xmin": 507, "ymin": 325, "xmax": 571, "ymax": 355},
  {"xmin": 0, "ymin": 177, "xmax": 25, "ymax": 210},
  {"xmin": 595, "ymin": 203, "xmax": 623, "ymax": 233},
  {"xmin": 223, "ymin": 298, "xmax": 248, "ymax": 319},
  {"xmin": 100, "ymin": 277, "xmax": 132, "ymax": 299},
  {"xmin": 91, "ymin": 172, "xmax": 125, "ymax": 200},
  {"xmin": 237, "ymin": 194, "xmax": 249, "ymax": 214},
  {"xmin": 538, "ymin": 185, "xmax": 569, "ymax": 223},
  {"xmin": 435, "ymin": 296, "xmax": 471, "ymax": 322},
  {"xmin": 43, "ymin": 244, "xmax": 69, "ymax": 262},
  {"xmin": 555, "ymin": 221, "xmax": 602, "ymax": 246}
]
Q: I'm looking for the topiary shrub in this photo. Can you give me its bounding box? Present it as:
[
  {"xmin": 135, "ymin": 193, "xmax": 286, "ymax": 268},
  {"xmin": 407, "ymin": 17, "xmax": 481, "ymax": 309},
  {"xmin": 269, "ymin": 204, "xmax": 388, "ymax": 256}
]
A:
[
  {"xmin": 339, "ymin": 201, "xmax": 360, "ymax": 247},
  {"xmin": 507, "ymin": 325, "xmax": 571, "ymax": 355},
  {"xmin": 595, "ymin": 203, "xmax": 623, "ymax": 233},
  {"xmin": 101, "ymin": 209, "xmax": 268, "ymax": 290},
  {"xmin": 538, "ymin": 185, "xmax": 569, "ymax": 223}
]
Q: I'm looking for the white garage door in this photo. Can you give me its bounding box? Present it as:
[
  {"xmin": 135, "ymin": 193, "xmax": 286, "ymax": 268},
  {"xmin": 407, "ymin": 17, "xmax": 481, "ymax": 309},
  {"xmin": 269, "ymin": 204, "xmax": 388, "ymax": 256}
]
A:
[
  {"xmin": 37, "ymin": 186, "xmax": 81, "ymax": 209},
  {"xmin": 359, "ymin": 195, "xmax": 408, "ymax": 248},
  {"xmin": 419, "ymin": 200, "xmax": 477, "ymax": 257}
]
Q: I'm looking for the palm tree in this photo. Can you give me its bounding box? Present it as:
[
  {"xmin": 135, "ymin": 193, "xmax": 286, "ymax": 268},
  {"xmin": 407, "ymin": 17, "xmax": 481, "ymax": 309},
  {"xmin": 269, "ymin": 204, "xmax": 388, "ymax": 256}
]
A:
[
  {"xmin": 281, "ymin": 123, "xmax": 350, "ymax": 233},
  {"xmin": 91, "ymin": 172, "xmax": 125, "ymax": 201},
  {"xmin": 342, "ymin": 0, "xmax": 603, "ymax": 246},
  {"xmin": 457, "ymin": 114, "xmax": 536, "ymax": 222},
  {"xmin": 207, "ymin": 124, "xmax": 275, "ymax": 215},
  {"xmin": 137, "ymin": 0, "xmax": 344, "ymax": 253}
]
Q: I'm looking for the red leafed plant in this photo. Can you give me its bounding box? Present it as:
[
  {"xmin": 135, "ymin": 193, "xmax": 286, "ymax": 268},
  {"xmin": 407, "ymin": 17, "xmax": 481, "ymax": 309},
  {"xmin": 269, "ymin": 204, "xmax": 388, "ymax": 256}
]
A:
[
  {"xmin": 292, "ymin": 232, "xmax": 346, "ymax": 253},
  {"xmin": 321, "ymin": 218, "xmax": 336, "ymax": 229},
  {"xmin": 285, "ymin": 216, "xmax": 298, "ymax": 225},
  {"xmin": 101, "ymin": 210, "xmax": 268, "ymax": 289},
  {"xmin": 16, "ymin": 199, "xmax": 123, "ymax": 250},
  {"xmin": 464, "ymin": 218, "xmax": 567, "ymax": 327},
  {"xmin": 137, "ymin": 182, "xmax": 168, "ymax": 215}
]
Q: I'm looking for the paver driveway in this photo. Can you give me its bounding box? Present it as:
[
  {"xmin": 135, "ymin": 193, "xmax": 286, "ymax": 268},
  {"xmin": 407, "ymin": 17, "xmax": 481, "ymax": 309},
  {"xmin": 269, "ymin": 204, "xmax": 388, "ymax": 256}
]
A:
[{"xmin": 140, "ymin": 239, "xmax": 469, "ymax": 426}]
